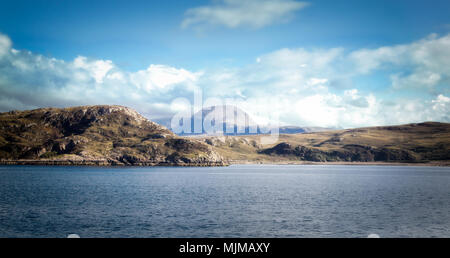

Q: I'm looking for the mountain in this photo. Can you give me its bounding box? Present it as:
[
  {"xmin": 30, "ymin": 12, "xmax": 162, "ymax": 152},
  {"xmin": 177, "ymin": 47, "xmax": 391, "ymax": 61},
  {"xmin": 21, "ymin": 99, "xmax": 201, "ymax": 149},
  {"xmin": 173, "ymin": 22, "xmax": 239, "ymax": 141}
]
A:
[
  {"xmin": 0, "ymin": 105, "xmax": 226, "ymax": 166},
  {"xmin": 154, "ymin": 105, "xmax": 332, "ymax": 136},
  {"xmin": 198, "ymin": 122, "xmax": 450, "ymax": 164}
]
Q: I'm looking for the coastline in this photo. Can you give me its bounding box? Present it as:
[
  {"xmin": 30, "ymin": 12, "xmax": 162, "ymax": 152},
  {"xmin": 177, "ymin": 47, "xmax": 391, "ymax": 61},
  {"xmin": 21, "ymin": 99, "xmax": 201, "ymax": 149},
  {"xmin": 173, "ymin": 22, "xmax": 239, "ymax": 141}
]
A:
[
  {"xmin": 228, "ymin": 160, "xmax": 450, "ymax": 167},
  {"xmin": 0, "ymin": 159, "xmax": 228, "ymax": 167},
  {"xmin": 1, "ymin": 159, "xmax": 449, "ymax": 167}
]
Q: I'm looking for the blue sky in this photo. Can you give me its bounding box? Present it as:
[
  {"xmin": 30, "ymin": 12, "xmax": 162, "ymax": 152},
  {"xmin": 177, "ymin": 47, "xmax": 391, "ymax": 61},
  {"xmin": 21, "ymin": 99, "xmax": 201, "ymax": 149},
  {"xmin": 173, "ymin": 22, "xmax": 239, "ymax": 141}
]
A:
[
  {"xmin": 2, "ymin": 0, "xmax": 450, "ymax": 70},
  {"xmin": 0, "ymin": 0, "xmax": 449, "ymax": 128}
]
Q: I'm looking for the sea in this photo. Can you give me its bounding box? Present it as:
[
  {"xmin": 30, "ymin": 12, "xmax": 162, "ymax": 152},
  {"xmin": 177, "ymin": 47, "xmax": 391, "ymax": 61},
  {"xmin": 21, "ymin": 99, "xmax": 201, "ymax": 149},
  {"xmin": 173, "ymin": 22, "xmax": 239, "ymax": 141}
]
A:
[{"xmin": 0, "ymin": 165, "xmax": 449, "ymax": 238}]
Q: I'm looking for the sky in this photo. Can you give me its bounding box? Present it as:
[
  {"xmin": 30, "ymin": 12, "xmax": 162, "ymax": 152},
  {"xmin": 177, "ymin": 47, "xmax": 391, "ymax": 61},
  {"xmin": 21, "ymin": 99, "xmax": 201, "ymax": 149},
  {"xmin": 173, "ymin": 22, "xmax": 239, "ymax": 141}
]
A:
[{"xmin": 0, "ymin": 0, "xmax": 449, "ymax": 128}]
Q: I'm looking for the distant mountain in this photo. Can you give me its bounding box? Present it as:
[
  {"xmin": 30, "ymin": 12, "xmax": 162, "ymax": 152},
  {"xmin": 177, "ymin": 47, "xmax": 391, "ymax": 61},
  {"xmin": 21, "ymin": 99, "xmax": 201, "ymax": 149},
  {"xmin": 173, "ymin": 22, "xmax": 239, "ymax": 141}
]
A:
[
  {"xmin": 154, "ymin": 105, "xmax": 332, "ymax": 136},
  {"xmin": 0, "ymin": 105, "xmax": 226, "ymax": 166}
]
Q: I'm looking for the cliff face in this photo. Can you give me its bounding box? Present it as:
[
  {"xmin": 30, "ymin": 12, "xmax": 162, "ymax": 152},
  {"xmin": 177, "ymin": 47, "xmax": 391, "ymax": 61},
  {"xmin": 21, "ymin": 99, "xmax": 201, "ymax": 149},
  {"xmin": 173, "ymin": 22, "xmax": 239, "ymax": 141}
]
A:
[{"xmin": 0, "ymin": 105, "xmax": 226, "ymax": 166}]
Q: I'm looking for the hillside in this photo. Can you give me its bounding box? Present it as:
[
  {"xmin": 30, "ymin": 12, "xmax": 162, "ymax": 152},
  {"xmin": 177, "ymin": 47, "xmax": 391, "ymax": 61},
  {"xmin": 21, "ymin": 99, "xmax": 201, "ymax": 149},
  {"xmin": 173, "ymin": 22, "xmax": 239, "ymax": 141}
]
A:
[
  {"xmin": 0, "ymin": 105, "xmax": 226, "ymax": 166},
  {"xmin": 1, "ymin": 105, "xmax": 448, "ymax": 166},
  {"xmin": 197, "ymin": 122, "xmax": 450, "ymax": 164}
]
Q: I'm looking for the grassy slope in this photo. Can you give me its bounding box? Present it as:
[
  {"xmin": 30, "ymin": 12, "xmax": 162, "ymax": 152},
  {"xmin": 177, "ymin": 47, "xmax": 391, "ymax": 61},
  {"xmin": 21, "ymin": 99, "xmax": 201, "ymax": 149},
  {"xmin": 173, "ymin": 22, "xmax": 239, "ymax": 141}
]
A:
[{"xmin": 197, "ymin": 122, "xmax": 450, "ymax": 164}]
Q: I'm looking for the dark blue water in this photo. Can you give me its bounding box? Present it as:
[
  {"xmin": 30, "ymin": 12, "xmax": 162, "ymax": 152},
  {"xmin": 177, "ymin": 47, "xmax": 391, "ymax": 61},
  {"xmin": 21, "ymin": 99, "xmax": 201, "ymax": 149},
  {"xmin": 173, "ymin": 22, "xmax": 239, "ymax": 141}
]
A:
[{"xmin": 0, "ymin": 165, "xmax": 449, "ymax": 238}]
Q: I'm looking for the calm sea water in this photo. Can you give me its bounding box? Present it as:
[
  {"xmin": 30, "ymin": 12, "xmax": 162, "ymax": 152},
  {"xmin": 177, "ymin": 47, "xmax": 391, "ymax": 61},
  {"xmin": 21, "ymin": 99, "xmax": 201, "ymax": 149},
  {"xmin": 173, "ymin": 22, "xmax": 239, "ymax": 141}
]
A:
[{"xmin": 0, "ymin": 165, "xmax": 449, "ymax": 238}]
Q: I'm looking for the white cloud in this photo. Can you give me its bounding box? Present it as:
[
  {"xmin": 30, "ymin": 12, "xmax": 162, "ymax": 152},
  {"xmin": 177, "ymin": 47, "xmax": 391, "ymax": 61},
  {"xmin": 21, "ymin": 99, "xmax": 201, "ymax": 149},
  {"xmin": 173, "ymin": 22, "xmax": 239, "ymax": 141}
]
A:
[
  {"xmin": 432, "ymin": 94, "xmax": 450, "ymax": 121},
  {"xmin": 72, "ymin": 56, "xmax": 114, "ymax": 84},
  {"xmin": 130, "ymin": 64, "xmax": 200, "ymax": 92},
  {"xmin": 391, "ymin": 71, "xmax": 441, "ymax": 89},
  {"xmin": 0, "ymin": 33, "xmax": 12, "ymax": 58},
  {"xmin": 350, "ymin": 34, "xmax": 450, "ymax": 90},
  {"xmin": 308, "ymin": 78, "xmax": 328, "ymax": 86},
  {"xmin": 182, "ymin": 0, "xmax": 309, "ymax": 29},
  {"xmin": 0, "ymin": 44, "xmax": 200, "ymax": 119},
  {"xmin": 194, "ymin": 34, "xmax": 450, "ymax": 128},
  {"xmin": 199, "ymin": 47, "xmax": 342, "ymax": 98},
  {"xmin": 0, "ymin": 32, "xmax": 449, "ymax": 128}
]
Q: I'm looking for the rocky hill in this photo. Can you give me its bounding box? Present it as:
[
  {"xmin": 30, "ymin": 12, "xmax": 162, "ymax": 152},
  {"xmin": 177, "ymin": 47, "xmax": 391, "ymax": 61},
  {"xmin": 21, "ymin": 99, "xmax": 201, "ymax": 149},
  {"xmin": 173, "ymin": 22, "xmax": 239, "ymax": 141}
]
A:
[{"xmin": 0, "ymin": 105, "xmax": 226, "ymax": 166}]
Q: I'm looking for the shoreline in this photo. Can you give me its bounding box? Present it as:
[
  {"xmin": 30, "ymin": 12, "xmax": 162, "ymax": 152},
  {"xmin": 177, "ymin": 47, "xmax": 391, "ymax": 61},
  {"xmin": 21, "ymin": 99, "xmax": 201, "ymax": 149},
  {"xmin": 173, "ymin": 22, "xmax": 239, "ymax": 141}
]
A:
[
  {"xmin": 1, "ymin": 160, "xmax": 449, "ymax": 167},
  {"xmin": 0, "ymin": 159, "xmax": 227, "ymax": 167},
  {"xmin": 228, "ymin": 160, "xmax": 450, "ymax": 167}
]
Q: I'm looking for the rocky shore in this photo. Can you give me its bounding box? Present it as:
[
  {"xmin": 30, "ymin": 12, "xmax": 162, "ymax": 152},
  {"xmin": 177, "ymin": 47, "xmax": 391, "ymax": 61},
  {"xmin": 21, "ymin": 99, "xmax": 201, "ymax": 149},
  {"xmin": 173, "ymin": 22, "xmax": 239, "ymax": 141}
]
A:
[{"xmin": 0, "ymin": 159, "xmax": 227, "ymax": 166}]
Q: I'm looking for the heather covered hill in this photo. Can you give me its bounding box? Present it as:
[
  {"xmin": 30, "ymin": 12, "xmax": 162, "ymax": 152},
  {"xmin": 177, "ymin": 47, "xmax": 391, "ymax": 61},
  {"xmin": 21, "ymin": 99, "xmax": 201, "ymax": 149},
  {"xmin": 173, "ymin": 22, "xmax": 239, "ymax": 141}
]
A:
[{"xmin": 0, "ymin": 105, "xmax": 226, "ymax": 166}]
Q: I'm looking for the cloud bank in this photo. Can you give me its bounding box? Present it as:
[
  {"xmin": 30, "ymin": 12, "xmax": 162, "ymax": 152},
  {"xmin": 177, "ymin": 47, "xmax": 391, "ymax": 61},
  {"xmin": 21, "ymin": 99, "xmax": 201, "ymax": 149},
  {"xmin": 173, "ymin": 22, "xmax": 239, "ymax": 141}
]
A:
[
  {"xmin": 182, "ymin": 0, "xmax": 309, "ymax": 29},
  {"xmin": 0, "ymin": 32, "xmax": 449, "ymax": 128}
]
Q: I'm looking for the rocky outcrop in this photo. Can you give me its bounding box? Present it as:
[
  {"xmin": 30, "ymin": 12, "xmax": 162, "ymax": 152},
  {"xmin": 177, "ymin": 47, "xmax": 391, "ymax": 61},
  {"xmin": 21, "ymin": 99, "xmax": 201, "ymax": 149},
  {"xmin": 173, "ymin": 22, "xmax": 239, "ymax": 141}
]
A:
[
  {"xmin": 0, "ymin": 105, "xmax": 227, "ymax": 166},
  {"xmin": 260, "ymin": 142, "xmax": 419, "ymax": 162}
]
